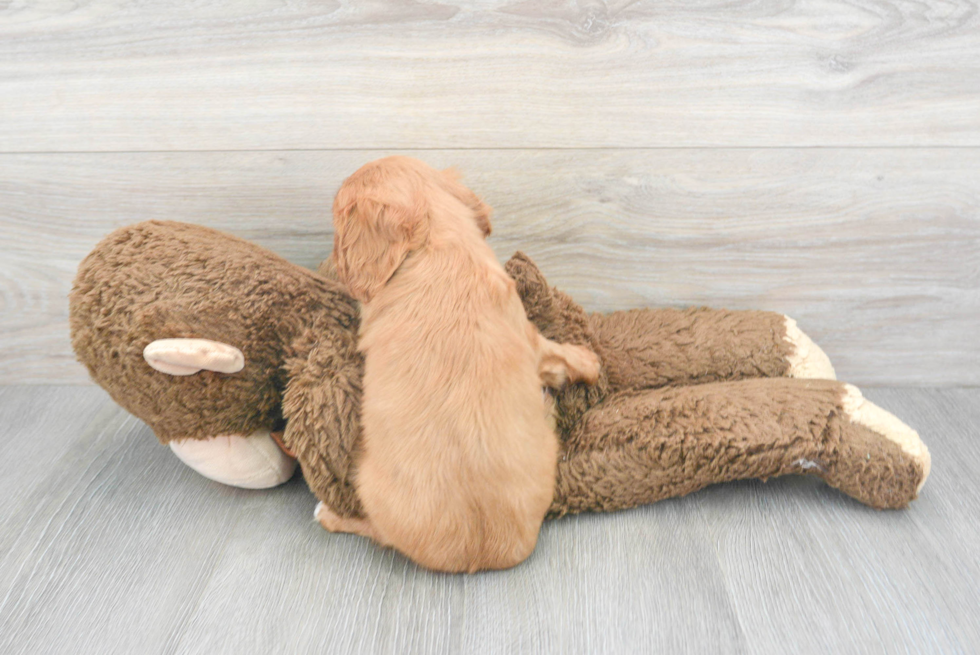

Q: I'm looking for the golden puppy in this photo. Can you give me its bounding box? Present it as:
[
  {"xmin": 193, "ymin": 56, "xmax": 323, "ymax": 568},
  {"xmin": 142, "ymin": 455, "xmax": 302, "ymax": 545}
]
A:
[{"xmin": 320, "ymin": 156, "xmax": 600, "ymax": 573}]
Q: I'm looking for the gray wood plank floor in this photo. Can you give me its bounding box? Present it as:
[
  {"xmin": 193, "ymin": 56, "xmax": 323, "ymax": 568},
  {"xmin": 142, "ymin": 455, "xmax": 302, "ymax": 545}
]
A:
[{"xmin": 1, "ymin": 385, "xmax": 977, "ymax": 654}]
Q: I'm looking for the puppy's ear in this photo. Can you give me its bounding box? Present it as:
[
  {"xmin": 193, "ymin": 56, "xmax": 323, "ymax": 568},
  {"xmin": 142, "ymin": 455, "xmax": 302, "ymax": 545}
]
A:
[
  {"xmin": 442, "ymin": 168, "xmax": 493, "ymax": 237},
  {"xmin": 332, "ymin": 194, "xmax": 428, "ymax": 303}
]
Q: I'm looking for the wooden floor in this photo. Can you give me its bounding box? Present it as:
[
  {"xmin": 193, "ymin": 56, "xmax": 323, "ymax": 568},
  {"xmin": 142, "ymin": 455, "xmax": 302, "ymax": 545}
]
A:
[{"xmin": 1, "ymin": 385, "xmax": 978, "ymax": 654}]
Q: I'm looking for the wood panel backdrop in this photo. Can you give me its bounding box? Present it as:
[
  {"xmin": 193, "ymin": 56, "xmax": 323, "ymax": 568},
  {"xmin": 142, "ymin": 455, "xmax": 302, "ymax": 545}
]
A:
[{"xmin": 1, "ymin": 0, "xmax": 978, "ymax": 385}]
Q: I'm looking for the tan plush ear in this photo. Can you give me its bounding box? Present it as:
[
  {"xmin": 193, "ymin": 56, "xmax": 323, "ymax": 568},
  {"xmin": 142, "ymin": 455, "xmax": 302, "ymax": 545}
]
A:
[
  {"xmin": 332, "ymin": 196, "xmax": 428, "ymax": 303},
  {"xmin": 442, "ymin": 168, "xmax": 493, "ymax": 237}
]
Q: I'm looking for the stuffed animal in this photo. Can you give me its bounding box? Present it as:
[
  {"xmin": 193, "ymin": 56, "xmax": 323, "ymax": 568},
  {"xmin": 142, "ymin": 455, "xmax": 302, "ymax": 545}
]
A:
[{"xmin": 69, "ymin": 221, "xmax": 930, "ymax": 527}]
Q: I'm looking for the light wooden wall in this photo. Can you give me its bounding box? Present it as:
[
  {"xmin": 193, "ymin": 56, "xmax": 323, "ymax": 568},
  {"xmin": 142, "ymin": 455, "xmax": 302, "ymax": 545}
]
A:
[{"xmin": 1, "ymin": 1, "xmax": 978, "ymax": 386}]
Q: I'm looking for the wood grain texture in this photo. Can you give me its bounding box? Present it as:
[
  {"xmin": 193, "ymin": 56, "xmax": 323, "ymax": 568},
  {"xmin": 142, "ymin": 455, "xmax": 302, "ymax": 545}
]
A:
[
  {"xmin": 698, "ymin": 386, "xmax": 980, "ymax": 654},
  {"xmin": 0, "ymin": 386, "xmax": 289, "ymax": 655},
  {"xmin": 2, "ymin": 149, "xmax": 977, "ymax": 385},
  {"xmin": 0, "ymin": 386, "xmax": 977, "ymax": 654},
  {"xmin": 1, "ymin": 1, "xmax": 978, "ymax": 151}
]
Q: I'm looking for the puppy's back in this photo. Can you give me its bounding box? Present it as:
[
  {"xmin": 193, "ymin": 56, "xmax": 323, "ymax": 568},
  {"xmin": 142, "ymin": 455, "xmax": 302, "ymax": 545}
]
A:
[{"xmin": 356, "ymin": 252, "xmax": 558, "ymax": 572}]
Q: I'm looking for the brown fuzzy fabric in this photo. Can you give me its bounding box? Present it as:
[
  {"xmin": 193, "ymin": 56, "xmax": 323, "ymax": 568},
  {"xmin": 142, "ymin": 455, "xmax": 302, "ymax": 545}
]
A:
[
  {"xmin": 70, "ymin": 221, "xmax": 358, "ymax": 444},
  {"xmin": 505, "ymin": 253, "xmax": 610, "ymax": 437},
  {"xmin": 589, "ymin": 307, "xmax": 792, "ymax": 393},
  {"xmin": 280, "ymin": 311, "xmax": 366, "ymax": 518},
  {"xmin": 70, "ymin": 222, "xmax": 926, "ymax": 519},
  {"xmin": 550, "ymin": 379, "xmax": 924, "ymax": 515}
]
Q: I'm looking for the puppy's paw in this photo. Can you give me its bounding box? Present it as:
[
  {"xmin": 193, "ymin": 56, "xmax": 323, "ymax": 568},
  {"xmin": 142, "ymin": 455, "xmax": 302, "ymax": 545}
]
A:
[
  {"xmin": 315, "ymin": 502, "xmax": 346, "ymax": 532},
  {"xmin": 564, "ymin": 344, "xmax": 601, "ymax": 386},
  {"xmin": 539, "ymin": 361, "xmax": 569, "ymax": 388},
  {"xmin": 315, "ymin": 502, "xmax": 377, "ymax": 540}
]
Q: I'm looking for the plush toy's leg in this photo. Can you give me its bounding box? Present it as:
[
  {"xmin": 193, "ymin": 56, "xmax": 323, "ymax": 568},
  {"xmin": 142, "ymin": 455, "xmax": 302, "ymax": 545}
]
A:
[
  {"xmin": 169, "ymin": 430, "xmax": 297, "ymax": 489},
  {"xmin": 550, "ymin": 378, "xmax": 929, "ymax": 516},
  {"xmin": 588, "ymin": 309, "xmax": 835, "ymax": 393}
]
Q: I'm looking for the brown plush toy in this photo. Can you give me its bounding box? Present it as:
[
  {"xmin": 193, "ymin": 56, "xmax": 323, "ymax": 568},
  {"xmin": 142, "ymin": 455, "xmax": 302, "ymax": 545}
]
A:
[{"xmin": 70, "ymin": 221, "xmax": 930, "ymax": 536}]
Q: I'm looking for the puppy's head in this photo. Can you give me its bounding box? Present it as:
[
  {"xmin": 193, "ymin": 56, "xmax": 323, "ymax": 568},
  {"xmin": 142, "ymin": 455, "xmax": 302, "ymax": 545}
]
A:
[
  {"xmin": 332, "ymin": 157, "xmax": 492, "ymax": 302},
  {"xmin": 332, "ymin": 157, "xmax": 432, "ymax": 303}
]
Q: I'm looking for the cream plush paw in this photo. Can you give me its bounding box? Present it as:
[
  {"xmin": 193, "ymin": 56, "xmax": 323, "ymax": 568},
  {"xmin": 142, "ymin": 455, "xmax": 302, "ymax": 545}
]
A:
[
  {"xmin": 841, "ymin": 384, "xmax": 931, "ymax": 493},
  {"xmin": 169, "ymin": 429, "xmax": 297, "ymax": 489},
  {"xmin": 143, "ymin": 338, "xmax": 245, "ymax": 376},
  {"xmin": 783, "ymin": 316, "xmax": 836, "ymax": 380}
]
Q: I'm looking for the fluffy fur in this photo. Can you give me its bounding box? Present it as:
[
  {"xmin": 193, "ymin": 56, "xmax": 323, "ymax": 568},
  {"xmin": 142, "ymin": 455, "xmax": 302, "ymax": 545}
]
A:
[{"xmin": 330, "ymin": 157, "xmax": 599, "ymax": 572}]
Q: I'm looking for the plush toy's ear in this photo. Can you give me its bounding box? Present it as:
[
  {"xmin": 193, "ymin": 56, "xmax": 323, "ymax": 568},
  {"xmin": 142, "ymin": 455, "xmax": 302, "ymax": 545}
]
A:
[
  {"xmin": 332, "ymin": 194, "xmax": 428, "ymax": 303},
  {"xmin": 442, "ymin": 168, "xmax": 493, "ymax": 237}
]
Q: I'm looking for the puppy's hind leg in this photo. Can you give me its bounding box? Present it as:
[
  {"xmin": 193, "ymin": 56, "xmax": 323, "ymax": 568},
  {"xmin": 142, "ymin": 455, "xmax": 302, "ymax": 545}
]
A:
[
  {"xmin": 532, "ymin": 328, "xmax": 601, "ymax": 388},
  {"xmin": 315, "ymin": 502, "xmax": 386, "ymax": 544}
]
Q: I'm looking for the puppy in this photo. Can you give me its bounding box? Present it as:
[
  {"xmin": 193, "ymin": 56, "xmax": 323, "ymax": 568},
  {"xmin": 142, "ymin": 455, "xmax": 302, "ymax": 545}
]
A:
[{"xmin": 320, "ymin": 156, "xmax": 600, "ymax": 573}]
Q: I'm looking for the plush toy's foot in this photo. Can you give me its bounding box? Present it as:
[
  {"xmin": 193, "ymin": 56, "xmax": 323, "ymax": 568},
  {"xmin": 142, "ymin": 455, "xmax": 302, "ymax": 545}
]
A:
[
  {"xmin": 314, "ymin": 502, "xmax": 380, "ymax": 541},
  {"xmin": 783, "ymin": 316, "xmax": 836, "ymax": 380},
  {"xmin": 825, "ymin": 384, "xmax": 931, "ymax": 504},
  {"xmin": 169, "ymin": 429, "xmax": 297, "ymax": 489}
]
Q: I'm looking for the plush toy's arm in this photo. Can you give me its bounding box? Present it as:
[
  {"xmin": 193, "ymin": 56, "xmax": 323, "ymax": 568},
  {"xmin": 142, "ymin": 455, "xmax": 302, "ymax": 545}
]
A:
[
  {"xmin": 281, "ymin": 320, "xmax": 366, "ymax": 519},
  {"xmin": 549, "ymin": 377, "xmax": 929, "ymax": 516},
  {"xmin": 588, "ymin": 307, "xmax": 835, "ymax": 393},
  {"xmin": 504, "ymin": 251, "xmax": 834, "ymax": 395}
]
